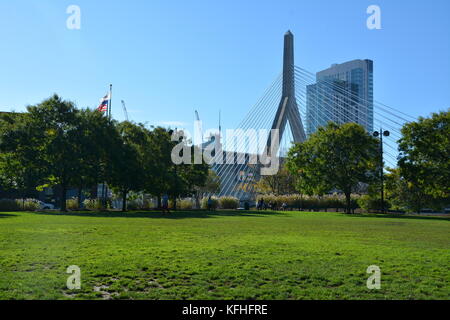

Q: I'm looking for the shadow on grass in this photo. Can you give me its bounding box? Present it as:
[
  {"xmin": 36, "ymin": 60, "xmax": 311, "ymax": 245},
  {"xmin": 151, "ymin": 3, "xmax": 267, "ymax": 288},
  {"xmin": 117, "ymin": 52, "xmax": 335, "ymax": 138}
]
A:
[
  {"xmin": 32, "ymin": 209, "xmax": 289, "ymax": 219},
  {"xmin": 343, "ymin": 213, "xmax": 450, "ymax": 222},
  {"xmin": 0, "ymin": 213, "xmax": 18, "ymax": 218}
]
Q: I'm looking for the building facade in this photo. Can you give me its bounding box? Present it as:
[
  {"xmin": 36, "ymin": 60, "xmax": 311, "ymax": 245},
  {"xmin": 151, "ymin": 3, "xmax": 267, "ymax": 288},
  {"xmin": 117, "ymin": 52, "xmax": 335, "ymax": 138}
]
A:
[{"xmin": 306, "ymin": 59, "xmax": 374, "ymax": 135}]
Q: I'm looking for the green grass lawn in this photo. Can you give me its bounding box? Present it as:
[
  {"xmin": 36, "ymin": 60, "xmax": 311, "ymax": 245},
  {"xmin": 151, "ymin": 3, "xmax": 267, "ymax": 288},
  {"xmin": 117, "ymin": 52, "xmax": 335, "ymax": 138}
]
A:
[{"xmin": 0, "ymin": 210, "xmax": 448, "ymax": 300}]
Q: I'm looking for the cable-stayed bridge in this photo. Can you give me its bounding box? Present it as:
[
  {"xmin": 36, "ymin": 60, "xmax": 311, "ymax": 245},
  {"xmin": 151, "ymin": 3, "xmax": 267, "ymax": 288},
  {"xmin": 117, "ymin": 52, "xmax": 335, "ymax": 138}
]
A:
[{"xmin": 207, "ymin": 31, "xmax": 416, "ymax": 201}]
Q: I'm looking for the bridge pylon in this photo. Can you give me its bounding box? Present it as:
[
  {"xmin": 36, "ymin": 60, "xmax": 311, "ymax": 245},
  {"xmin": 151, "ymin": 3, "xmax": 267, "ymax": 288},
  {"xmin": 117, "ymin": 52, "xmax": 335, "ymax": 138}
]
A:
[{"xmin": 266, "ymin": 31, "xmax": 306, "ymax": 155}]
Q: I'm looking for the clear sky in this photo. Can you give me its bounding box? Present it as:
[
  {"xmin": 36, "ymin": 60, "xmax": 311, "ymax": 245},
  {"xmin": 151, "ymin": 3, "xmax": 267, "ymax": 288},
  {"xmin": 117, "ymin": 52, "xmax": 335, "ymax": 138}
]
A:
[{"xmin": 1, "ymin": 0, "xmax": 449, "ymax": 135}]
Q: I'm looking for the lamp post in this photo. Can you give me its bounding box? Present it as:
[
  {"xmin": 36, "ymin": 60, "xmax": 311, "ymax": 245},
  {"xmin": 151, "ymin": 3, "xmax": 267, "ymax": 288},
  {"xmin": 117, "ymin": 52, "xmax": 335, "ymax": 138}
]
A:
[{"xmin": 373, "ymin": 129, "xmax": 390, "ymax": 214}]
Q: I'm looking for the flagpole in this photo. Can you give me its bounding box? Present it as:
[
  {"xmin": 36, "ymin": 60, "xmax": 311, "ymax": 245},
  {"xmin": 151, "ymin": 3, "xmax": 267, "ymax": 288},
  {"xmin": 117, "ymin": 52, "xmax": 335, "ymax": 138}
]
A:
[
  {"xmin": 103, "ymin": 84, "xmax": 112, "ymax": 209},
  {"xmin": 109, "ymin": 84, "xmax": 112, "ymax": 120}
]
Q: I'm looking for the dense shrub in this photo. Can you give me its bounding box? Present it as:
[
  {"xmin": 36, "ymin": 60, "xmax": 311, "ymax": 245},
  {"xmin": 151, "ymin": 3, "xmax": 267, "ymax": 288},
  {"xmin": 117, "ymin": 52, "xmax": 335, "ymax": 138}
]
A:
[
  {"xmin": 20, "ymin": 199, "xmax": 40, "ymax": 211},
  {"xmin": 256, "ymin": 194, "xmax": 360, "ymax": 212},
  {"xmin": 83, "ymin": 199, "xmax": 103, "ymax": 211},
  {"xmin": 219, "ymin": 196, "xmax": 239, "ymax": 209},
  {"xmin": 178, "ymin": 199, "xmax": 194, "ymax": 210},
  {"xmin": 0, "ymin": 199, "xmax": 20, "ymax": 211},
  {"xmin": 126, "ymin": 198, "xmax": 155, "ymax": 210},
  {"xmin": 66, "ymin": 198, "xmax": 79, "ymax": 210},
  {"xmin": 126, "ymin": 199, "xmax": 140, "ymax": 210},
  {"xmin": 201, "ymin": 197, "xmax": 219, "ymax": 210},
  {"xmin": 0, "ymin": 199, "xmax": 41, "ymax": 211},
  {"xmin": 326, "ymin": 196, "xmax": 345, "ymax": 212},
  {"xmin": 142, "ymin": 199, "xmax": 155, "ymax": 210},
  {"xmin": 357, "ymin": 195, "xmax": 391, "ymax": 213}
]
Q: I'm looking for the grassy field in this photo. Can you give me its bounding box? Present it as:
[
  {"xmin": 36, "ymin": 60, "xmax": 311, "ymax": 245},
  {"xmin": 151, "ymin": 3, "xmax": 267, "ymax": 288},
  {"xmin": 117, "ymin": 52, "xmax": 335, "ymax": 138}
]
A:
[{"xmin": 0, "ymin": 210, "xmax": 448, "ymax": 300}]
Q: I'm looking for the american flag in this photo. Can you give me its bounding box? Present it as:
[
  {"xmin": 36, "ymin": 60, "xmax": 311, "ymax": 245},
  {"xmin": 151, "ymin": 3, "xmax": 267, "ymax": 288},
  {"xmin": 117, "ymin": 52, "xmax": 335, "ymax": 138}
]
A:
[{"xmin": 97, "ymin": 93, "xmax": 109, "ymax": 112}]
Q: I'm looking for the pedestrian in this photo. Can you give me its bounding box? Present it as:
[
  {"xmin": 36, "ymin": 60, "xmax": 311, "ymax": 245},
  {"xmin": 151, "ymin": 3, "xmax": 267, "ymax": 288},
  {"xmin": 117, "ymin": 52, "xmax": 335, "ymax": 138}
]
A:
[
  {"xmin": 260, "ymin": 198, "xmax": 265, "ymax": 210},
  {"xmin": 207, "ymin": 196, "xmax": 214, "ymax": 211},
  {"xmin": 162, "ymin": 194, "xmax": 170, "ymax": 214}
]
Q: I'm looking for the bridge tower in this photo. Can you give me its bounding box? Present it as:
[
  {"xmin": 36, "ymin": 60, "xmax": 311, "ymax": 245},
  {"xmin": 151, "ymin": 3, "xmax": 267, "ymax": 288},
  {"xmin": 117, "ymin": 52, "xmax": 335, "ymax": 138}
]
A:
[{"xmin": 266, "ymin": 31, "xmax": 306, "ymax": 153}]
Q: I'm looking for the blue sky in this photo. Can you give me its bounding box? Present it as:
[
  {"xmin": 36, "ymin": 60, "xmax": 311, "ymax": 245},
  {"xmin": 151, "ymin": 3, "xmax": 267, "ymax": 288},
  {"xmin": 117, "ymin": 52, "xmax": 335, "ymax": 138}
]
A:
[{"xmin": 1, "ymin": 0, "xmax": 449, "ymax": 135}]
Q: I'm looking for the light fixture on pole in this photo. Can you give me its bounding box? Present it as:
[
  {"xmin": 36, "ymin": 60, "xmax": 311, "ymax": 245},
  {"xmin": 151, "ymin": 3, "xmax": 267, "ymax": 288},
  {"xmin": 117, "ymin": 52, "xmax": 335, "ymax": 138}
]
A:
[{"xmin": 373, "ymin": 129, "xmax": 390, "ymax": 214}]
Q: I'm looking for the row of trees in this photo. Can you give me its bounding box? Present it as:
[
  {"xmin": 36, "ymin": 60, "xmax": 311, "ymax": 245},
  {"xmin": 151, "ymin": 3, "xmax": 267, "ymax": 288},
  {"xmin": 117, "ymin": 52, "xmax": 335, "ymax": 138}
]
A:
[
  {"xmin": 0, "ymin": 94, "xmax": 447, "ymax": 214},
  {"xmin": 260, "ymin": 110, "xmax": 448, "ymax": 214},
  {"xmin": 0, "ymin": 94, "xmax": 210, "ymax": 211}
]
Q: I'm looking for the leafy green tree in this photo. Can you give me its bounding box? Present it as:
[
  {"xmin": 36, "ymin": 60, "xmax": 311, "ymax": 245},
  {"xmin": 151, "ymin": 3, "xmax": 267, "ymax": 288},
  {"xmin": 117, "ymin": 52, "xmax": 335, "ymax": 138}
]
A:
[
  {"xmin": 254, "ymin": 164, "xmax": 297, "ymax": 195},
  {"xmin": 287, "ymin": 122, "xmax": 379, "ymax": 213},
  {"xmin": 143, "ymin": 127, "xmax": 175, "ymax": 206},
  {"xmin": 192, "ymin": 169, "xmax": 220, "ymax": 208},
  {"xmin": 0, "ymin": 112, "xmax": 44, "ymax": 199},
  {"xmin": 108, "ymin": 121, "xmax": 147, "ymax": 211},
  {"xmin": 193, "ymin": 169, "xmax": 220, "ymax": 203},
  {"xmin": 167, "ymin": 144, "xmax": 209, "ymax": 209},
  {"xmin": 384, "ymin": 167, "xmax": 432, "ymax": 212},
  {"xmin": 71, "ymin": 108, "xmax": 119, "ymax": 208},
  {"xmin": 0, "ymin": 95, "xmax": 84, "ymax": 211},
  {"xmin": 398, "ymin": 110, "xmax": 450, "ymax": 209},
  {"xmin": 144, "ymin": 128, "xmax": 209, "ymax": 209}
]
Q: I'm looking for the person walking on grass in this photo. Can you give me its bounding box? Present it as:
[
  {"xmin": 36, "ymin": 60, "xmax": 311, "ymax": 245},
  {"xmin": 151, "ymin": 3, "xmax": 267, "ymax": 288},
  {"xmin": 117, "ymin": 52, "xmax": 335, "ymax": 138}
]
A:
[
  {"xmin": 258, "ymin": 198, "xmax": 265, "ymax": 210},
  {"xmin": 162, "ymin": 194, "xmax": 170, "ymax": 214},
  {"xmin": 207, "ymin": 196, "xmax": 214, "ymax": 211}
]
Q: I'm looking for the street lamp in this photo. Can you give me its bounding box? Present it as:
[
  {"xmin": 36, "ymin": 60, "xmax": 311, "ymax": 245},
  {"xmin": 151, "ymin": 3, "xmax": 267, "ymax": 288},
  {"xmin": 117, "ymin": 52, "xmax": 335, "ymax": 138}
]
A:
[{"xmin": 373, "ymin": 129, "xmax": 390, "ymax": 214}]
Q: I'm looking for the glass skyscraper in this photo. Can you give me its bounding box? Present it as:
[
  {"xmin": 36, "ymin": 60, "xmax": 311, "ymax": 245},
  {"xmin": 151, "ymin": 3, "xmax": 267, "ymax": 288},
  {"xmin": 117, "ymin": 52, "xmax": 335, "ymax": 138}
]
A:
[{"xmin": 306, "ymin": 59, "xmax": 374, "ymax": 136}]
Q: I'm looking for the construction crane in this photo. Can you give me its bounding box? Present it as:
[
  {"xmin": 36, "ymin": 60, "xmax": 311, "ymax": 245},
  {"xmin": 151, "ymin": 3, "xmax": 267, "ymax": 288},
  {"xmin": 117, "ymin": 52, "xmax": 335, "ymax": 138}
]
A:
[
  {"xmin": 195, "ymin": 110, "xmax": 200, "ymax": 122},
  {"xmin": 194, "ymin": 110, "xmax": 203, "ymax": 145},
  {"xmin": 121, "ymin": 100, "xmax": 129, "ymax": 121}
]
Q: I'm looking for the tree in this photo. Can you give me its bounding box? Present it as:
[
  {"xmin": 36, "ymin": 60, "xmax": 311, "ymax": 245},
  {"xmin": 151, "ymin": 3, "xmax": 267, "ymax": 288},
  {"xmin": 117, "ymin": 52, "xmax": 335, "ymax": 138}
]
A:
[
  {"xmin": 192, "ymin": 169, "xmax": 220, "ymax": 208},
  {"xmin": 144, "ymin": 128, "xmax": 209, "ymax": 209},
  {"xmin": 398, "ymin": 110, "xmax": 450, "ymax": 209},
  {"xmin": 168, "ymin": 145, "xmax": 209, "ymax": 209},
  {"xmin": 194, "ymin": 169, "xmax": 220, "ymax": 195},
  {"xmin": 384, "ymin": 167, "xmax": 433, "ymax": 212},
  {"xmin": 0, "ymin": 112, "xmax": 45, "ymax": 199},
  {"xmin": 0, "ymin": 95, "xmax": 84, "ymax": 211},
  {"xmin": 71, "ymin": 108, "xmax": 118, "ymax": 208},
  {"xmin": 143, "ymin": 127, "xmax": 176, "ymax": 206},
  {"xmin": 108, "ymin": 121, "xmax": 147, "ymax": 211},
  {"xmin": 254, "ymin": 164, "xmax": 297, "ymax": 195},
  {"xmin": 286, "ymin": 122, "xmax": 379, "ymax": 213}
]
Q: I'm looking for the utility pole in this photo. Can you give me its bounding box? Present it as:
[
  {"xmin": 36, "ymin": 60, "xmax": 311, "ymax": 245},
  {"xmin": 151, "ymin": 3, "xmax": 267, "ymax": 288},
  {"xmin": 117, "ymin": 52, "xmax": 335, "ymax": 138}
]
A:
[{"xmin": 373, "ymin": 129, "xmax": 390, "ymax": 214}]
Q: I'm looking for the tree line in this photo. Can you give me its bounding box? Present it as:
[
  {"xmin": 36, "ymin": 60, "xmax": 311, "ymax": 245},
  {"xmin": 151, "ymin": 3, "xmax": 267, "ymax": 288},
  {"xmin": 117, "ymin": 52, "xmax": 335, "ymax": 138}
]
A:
[
  {"xmin": 0, "ymin": 94, "xmax": 448, "ymax": 214},
  {"xmin": 266, "ymin": 110, "xmax": 448, "ymax": 214},
  {"xmin": 0, "ymin": 94, "xmax": 210, "ymax": 211}
]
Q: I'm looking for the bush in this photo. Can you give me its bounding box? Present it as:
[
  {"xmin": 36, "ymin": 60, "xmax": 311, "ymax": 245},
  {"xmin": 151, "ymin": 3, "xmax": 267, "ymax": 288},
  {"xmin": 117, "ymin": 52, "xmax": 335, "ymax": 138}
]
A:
[
  {"xmin": 358, "ymin": 195, "xmax": 391, "ymax": 213},
  {"xmin": 66, "ymin": 198, "xmax": 79, "ymax": 210},
  {"xmin": 178, "ymin": 199, "xmax": 194, "ymax": 210},
  {"xmin": 0, "ymin": 199, "xmax": 43, "ymax": 211},
  {"xmin": 201, "ymin": 197, "xmax": 219, "ymax": 210},
  {"xmin": 255, "ymin": 194, "xmax": 358, "ymax": 212},
  {"xmin": 0, "ymin": 199, "xmax": 21, "ymax": 211},
  {"xmin": 126, "ymin": 199, "xmax": 140, "ymax": 210},
  {"xmin": 219, "ymin": 196, "xmax": 239, "ymax": 209},
  {"xmin": 83, "ymin": 199, "xmax": 103, "ymax": 211},
  {"xmin": 125, "ymin": 198, "xmax": 155, "ymax": 210},
  {"xmin": 142, "ymin": 198, "xmax": 155, "ymax": 210},
  {"xmin": 20, "ymin": 199, "xmax": 40, "ymax": 211}
]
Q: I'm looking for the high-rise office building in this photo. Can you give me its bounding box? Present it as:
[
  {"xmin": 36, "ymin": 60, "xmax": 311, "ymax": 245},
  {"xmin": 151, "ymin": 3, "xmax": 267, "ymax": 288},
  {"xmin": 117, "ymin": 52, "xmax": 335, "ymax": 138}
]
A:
[{"xmin": 306, "ymin": 59, "xmax": 374, "ymax": 135}]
